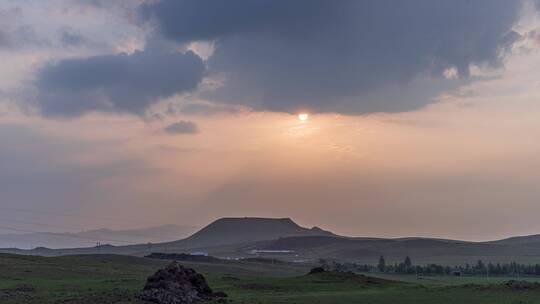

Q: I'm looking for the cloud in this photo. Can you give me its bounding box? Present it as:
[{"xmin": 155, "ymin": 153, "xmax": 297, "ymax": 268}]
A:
[
  {"xmin": 35, "ymin": 47, "xmax": 205, "ymax": 117},
  {"xmin": 178, "ymin": 102, "xmax": 240, "ymax": 116},
  {"xmin": 164, "ymin": 121, "xmax": 198, "ymax": 134},
  {"xmin": 0, "ymin": 25, "xmax": 47, "ymax": 49},
  {"xmin": 142, "ymin": 0, "xmax": 524, "ymax": 114},
  {"xmin": 59, "ymin": 27, "xmax": 85, "ymax": 47},
  {"xmin": 0, "ymin": 6, "xmax": 50, "ymax": 50},
  {"xmin": 0, "ymin": 30, "xmax": 9, "ymax": 47}
]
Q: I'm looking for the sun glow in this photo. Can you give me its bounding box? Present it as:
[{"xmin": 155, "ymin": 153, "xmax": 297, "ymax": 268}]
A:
[{"xmin": 298, "ymin": 113, "xmax": 309, "ymax": 121}]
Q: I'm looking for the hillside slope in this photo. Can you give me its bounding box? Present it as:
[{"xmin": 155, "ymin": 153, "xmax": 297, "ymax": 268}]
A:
[
  {"xmin": 488, "ymin": 234, "xmax": 540, "ymax": 246},
  {"xmin": 0, "ymin": 217, "xmax": 334, "ymax": 257},
  {"xmin": 243, "ymin": 235, "xmax": 540, "ymax": 264}
]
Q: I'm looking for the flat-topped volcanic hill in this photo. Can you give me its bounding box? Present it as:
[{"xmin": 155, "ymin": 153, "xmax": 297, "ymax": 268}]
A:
[{"xmin": 177, "ymin": 217, "xmax": 335, "ymax": 248}]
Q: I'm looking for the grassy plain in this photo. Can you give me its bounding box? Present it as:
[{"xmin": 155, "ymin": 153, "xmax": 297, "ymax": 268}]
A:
[{"xmin": 2, "ymin": 253, "xmax": 540, "ymax": 304}]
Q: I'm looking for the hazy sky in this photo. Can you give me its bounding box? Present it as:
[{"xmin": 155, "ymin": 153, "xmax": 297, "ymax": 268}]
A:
[{"xmin": 2, "ymin": 0, "xmax": 540, "ymax": 241}]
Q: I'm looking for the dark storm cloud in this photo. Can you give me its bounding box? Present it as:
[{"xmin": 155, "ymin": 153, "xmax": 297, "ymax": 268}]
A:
[
  {"xmin": 35, "ymin": 48, "xmax": 205, "ymax": 117},
  {"xmin": 164, "ymin": 121, "xmax": 198, "ymax": 135},
  {"xmin": 142, "ymin": 0, "xmax": 524, "ymax": 114}
]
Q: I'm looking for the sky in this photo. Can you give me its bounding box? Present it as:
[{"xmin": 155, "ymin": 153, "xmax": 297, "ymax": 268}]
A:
[{"xmin": 1, "ymin": 0, "xmax": 540, "ymax": 241}]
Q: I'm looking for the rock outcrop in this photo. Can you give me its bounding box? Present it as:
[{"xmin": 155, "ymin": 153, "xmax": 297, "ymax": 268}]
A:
[
  {"xmin": 139, "ymin": 261, "xmax": 227, "ymax": 304},
  {"xmin": 145, "ymin": 253, "xmax": 219, "ymax": 263},
  {"xmin": 307, "ymin": 267, "xmax": 326, "ymax": 274}
]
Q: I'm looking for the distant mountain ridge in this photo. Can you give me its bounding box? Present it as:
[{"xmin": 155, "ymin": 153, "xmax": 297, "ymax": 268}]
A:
[
  {"xmin": 0, "ymin": 224, "xmax": 199, "ymax": 249},
  {"xmin": 3, "ymin": 217, "xmax": 540, "ymax": 265},
  {"xmin": 0, "ymin": 217, "xmax": 334, "ymax": 253}
]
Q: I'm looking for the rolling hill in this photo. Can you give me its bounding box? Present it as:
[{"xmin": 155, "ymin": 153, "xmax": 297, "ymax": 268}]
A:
[
  {"xmin": 243, "ymin": 235, "xmax": 540, "ymax": 265},
  {"xmin": 488, "ymin": 234, "xmax": 540, "ymax": 246},
  {"xmin": 0, "ymin": 217, "xmax": 334, "ymax": 257}
]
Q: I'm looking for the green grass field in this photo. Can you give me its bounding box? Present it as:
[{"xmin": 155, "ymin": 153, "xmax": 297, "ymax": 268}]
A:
[
  {"xmin": 366, "ymin": 272, "xmax": 540, "ymax": 286},
  {"xmin": 2, "ymin": 253, "xmax": 540, "ymax": 304}
]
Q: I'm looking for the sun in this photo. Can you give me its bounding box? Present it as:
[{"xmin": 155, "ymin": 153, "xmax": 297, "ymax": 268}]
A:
[{"xmin": 298, "ymin": 113, "xmax": 309, "ymax": 121}]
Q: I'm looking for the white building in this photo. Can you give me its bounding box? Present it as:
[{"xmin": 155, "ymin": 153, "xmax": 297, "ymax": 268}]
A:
[{"xmin": 249, "ymin": 249, "xmax": 294, "ymax": 255}]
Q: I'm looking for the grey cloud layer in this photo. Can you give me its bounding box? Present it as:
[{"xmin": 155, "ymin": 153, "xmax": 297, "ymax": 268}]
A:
[
  {"xmin": 179, "ymin": 102, "xmax": 240, "ymax": 116},
  {"xmin": 143, "ymin": 0, "xmax": 524, "ymax": 114},
  {"xmin": 164, "ymin": 121, "xmax": 198, "ymax": 134},
  {"xmin": 32, "ymin": 0, "xmax": 529, "ymax": 116},
  {"xmin": 59, "ymin": 28, "xmax": 85, "ymax": 47},
  {"xmin": 36, "ymin": 49, "xmax": 205, "ymax": 116}
]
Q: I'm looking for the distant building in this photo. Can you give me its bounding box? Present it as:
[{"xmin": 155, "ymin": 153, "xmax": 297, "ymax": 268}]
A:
[{"xmin": 249, "ymin": 249, "xmax": 294, "ymax": 255}]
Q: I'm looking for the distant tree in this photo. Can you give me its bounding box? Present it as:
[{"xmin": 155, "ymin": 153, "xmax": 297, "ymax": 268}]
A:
[
  {"xmin": 404, "ymin": 256, "xmax": 412, "ymax": 268},
  {"xmin": 476, "ymin": 260, "xmax": 486, "ymax": 274},
  {"xmin": 393, "ymin": 256, "xmax": 415, "ymax": 274},
  {"xmin": 319, "ymin": 259, "xmax": 330, "ymax": 271},
  {"xmin": 488, "ymin": 263, "xmax": 495, "ymax": 276},
  {"xmin": 496, "ymin": 263, "xmax": 502, "ymax": 275},
  {"xmin": 377, "ymin": 255, "xmax": 386, "ymax": 272},
  {"xmin": 430, "ymin": 261, "xmax": 540, "ymax": 276},
  {"xmin": 333, "ymin": 262, "xmax": 347, "ymax": 272}
]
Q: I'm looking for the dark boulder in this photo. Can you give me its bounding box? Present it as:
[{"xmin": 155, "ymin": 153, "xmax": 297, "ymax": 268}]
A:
[
  {"xmin": 139, "ymin": 261, "xmax": 227, "ymax": 304},
  {"xmin": 308, "ymin": 267, "xmax": 326, "ymax": 274},
  {"xmin": 145, "ymin": 253, "xmax": 220, "ymax": 263}
]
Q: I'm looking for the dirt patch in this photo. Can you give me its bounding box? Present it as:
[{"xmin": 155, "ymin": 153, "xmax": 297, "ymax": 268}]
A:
[
  {"xmin": 455, "ymin": 283, "xmax": 492, "ymax": 291},
  {"xmin": 237, "ymin": 283, "xmax": 282, "ymax": 291},
  {"xmin": 454, "ymin": 280, "xmax": 540, "ymax": 292},
  {"xmin": 0, "ymin": 285, "xmax": 36, "ymax": 301},
  {"xmin": 241, "ymin": 258, "xmax": 286, "ymax": 264},
  {"xmin": 505, "ymin": 280, "xmax": 540, "ymax": 291},
  {"xmin": 307, "ymin": 271, "xmax": 392, "ymax": 286},
  {"xmin": 221, "ymin": 275, "xmax": 240, "ymax": 281},
  {"xmin": 145, "ymin": 253, "xmax": 221, "ymax": 263},
  {"xmin": 53, "ymin": 289, "xmax": 148, "ymax": 304}
]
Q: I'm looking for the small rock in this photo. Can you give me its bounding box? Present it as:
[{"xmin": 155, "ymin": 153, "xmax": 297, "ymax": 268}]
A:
[{"xmin": 308, "ymin": 267, "xmax": 326, "ymax": 274}]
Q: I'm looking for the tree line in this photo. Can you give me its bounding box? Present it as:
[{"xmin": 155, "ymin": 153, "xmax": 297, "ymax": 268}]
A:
[{"xmin": 320, "ymin": 256, "xmax": 540, "ymax": 276}]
